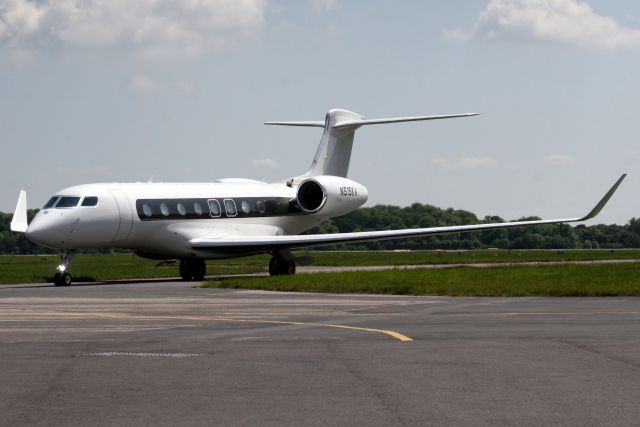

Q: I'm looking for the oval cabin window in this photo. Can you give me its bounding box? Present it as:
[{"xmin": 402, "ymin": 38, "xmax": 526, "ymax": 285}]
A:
[{"xmin": 194, "ymin": 202, "xmax": 204, "ymax": 215}]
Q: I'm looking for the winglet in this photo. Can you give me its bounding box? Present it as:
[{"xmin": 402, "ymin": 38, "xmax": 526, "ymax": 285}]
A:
[
  {"xmin": 10, "ymin": 190, "xmax": 28, "ymax": 233},
  {"xmin": 577, "ymin": 174, "xmax": 626, "ymax": 222}
]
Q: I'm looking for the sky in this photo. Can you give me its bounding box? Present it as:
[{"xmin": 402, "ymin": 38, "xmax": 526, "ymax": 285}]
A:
[{"xmin": 0, "ymin": 0, "xmax": 639, "ymax": 225}]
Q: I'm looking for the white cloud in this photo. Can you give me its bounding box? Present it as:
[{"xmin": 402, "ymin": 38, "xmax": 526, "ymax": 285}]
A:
[
  {"xmin": 130, "ymin": 74, "xmax": 157, "ymax": 92},
  {"xmin": 251, "ymin": 158, "xmax": 279, "ymax": 170},
  {"xmin": 432, "ymin": 156, "xmax": 499, "ymax": 170},
  {"xmin": 545, "ymin": 153, "xmax": 576, "ymax": 166},
  {"xmin": 0, "ymin": 0, "xmax": 266, "ymax": 58},
  {"xmin": 450, "ymin": 0, "xmax": 640, "ymax": 49}
]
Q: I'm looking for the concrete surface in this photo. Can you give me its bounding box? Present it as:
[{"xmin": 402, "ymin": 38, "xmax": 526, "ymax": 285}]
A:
[{"xmin": 1, "ymin": 280, "xmax": 640, "ymax": 426}]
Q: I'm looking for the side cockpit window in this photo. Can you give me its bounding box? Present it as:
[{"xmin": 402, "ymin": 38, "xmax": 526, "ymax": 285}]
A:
[
  {"xmin": 43, "ymin": 197, "xmax": 59, "ymax": 209},
  {"xmin": 56, "ymin": 196, "xmax": 81, "ymax": 208},
  {"xmin": 81, "ymin": 196, "xmax": 98, "ymax": 207}
]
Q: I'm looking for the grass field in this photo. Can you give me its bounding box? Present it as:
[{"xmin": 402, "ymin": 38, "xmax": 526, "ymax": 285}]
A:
[
  {"xmin": 0, "ymin": 253, "xmax": 265, "ymax": 284},
  {"xmin": 301, "ymin": 249, "xmax": 640, "ymax": 265},
  {"xmin": 204, "ymin": 263, "xmax": 640, "ymax": 297},
  {"xmin": 1, "ymin": 249, "xmax": 639, "ymax": 285}
]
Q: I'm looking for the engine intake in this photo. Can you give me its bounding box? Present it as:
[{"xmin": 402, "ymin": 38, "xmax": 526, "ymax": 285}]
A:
[
  {"xmin": 296, "ymin": 176, "xmax": 368, "ymax": 217},
  {"xmin": 297, "ymin": 179, "xmax": 326, "ymax": 213}
]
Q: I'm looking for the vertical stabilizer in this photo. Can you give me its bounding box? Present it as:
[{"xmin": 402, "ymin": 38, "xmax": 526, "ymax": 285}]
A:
[{"xmin": 305, "ymin": 109, "xmax": 365, "ymax": 177}]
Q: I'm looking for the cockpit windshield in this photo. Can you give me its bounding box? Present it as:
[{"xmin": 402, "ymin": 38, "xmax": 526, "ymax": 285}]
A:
[
  {"xmin": 43, "ymin": 195, "xmax": 95, "ymax": 209},
  {"xmin": 43, "ymin": 197, "xmax": 59, "ymax": 209},
  {"xmin": 56, "ymin": 197, "xmax": 81, "ymax": 208}
]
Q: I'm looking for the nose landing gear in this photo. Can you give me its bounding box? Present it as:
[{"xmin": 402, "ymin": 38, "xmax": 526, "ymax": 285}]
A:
[
  {"xmin": 179, "ymin": 259, "xmax": 207, "ymax": 281},
  {"xmin": 53, "ymin": 252, "xmax": 74, "ymax": 286}
]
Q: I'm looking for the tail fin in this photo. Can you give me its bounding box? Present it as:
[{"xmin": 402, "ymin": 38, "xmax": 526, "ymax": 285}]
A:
[{"xmin": 266, "ymin": 109, "xmax": 478, "ymax": 178}]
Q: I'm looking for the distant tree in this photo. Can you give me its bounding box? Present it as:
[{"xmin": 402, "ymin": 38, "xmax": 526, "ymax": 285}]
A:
[{"xmin": 624, "ymin": 218, "xmax": 640, "ymax": 247}]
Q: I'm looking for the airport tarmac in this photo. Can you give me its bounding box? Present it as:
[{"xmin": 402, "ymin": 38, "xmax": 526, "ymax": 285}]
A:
[{"xmin": 1, "ymin": 280, "xmax": 640, "ymax": 426}]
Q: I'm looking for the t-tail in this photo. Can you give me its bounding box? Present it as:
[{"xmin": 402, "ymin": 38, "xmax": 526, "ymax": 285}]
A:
[{"xmin": 265, "ymin": 108, "xmax": 478, "ymax": 178}]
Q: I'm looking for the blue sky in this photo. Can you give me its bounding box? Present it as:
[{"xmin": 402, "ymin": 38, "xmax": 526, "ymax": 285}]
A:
[{"xmin": 1, "ymin": 0, "xmax": 638, "ymax": 224}]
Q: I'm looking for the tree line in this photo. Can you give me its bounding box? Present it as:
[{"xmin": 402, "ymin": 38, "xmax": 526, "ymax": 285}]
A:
[
  {"xmin": 307, "ymin": 204, "xmax": 640, "ymax": 250},
  {"xmin": 1, "ymin": 205, "xmax": 639, "ymax": 255}
]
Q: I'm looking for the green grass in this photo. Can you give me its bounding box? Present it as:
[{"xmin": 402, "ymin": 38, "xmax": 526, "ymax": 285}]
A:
[
  {"xmin": 1, "ymin": 249, "xmax": 639, "ymax": 285},
  {"xmin": 0, "ymin": 253, "xmax": 264, "ymax": 284},
  {"xmin": 204, "ymin": 263, "xmax": 640, "ymax": 296},
  {"xmin": 307, "ymin": 249, "xmax": 640, "ymax": 266}
]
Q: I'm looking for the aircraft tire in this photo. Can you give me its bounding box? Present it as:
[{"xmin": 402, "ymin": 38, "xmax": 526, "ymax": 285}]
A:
[
  {"xmin": 179, "ymin": 260, "xmax": 192, "ymax": 281},
  {"xmin": 180, "ymin": 259, "xmax": 206, "ymax": 281},
  {"xmin": 285, "ymin": 260, "xmax": 296, "ymax": 275},
  {"xmin": 191, "ymin": 260, "xmax": 206, "ymax": 281},
  {"xmin": 269, "ymin": 257, "xmax": 296, "ymax": 276},
  {"xmin": 268, "ymin": 257, "xmax": 280, "ymax": 276},
  {"xmin": 53, "ymin": 272, "xmax": 71, "ymax": 286}
]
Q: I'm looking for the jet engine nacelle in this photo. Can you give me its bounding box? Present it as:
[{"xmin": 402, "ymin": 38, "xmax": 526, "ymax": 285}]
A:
[{"xmin": 296, "ymin": 175, "xmax": 368, "ymax": 217}]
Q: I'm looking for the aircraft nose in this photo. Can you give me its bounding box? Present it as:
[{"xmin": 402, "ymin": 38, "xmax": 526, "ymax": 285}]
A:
[
  {"xmin": 26, "ymin": 219, "xmax": 45, "ymax": 245},
  {"xmin": 26, "ymin": 214, "xmax": 58, "ymax": 247}
]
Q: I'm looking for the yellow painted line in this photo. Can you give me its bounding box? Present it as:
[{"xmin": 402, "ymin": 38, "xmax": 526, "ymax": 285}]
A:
[
  {"xmin": 20, "ymin": 311, "xmax": 414, "ymax": 342},
  {"xmin": 227, "ymin": 319, "xmax": 414, "ymax": 342}
]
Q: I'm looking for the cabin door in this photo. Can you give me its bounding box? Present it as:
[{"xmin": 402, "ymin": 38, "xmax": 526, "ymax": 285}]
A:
[{"xmin": 109, "ymin": 189, "xmax": 134, "ymax": 243}]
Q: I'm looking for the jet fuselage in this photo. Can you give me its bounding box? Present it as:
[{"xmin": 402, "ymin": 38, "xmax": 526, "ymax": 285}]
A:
[{"xmin": 26, "ymin": 180, "xmax": 364, "ymax": 259}]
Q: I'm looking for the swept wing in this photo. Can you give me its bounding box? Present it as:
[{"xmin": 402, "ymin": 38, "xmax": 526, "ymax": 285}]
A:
[{"xmin": 190, "ymin": 174, "xmax": 626, "ymax": 252}]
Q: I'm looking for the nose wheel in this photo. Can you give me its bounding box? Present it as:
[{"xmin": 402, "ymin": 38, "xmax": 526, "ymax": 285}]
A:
[
  {"xmin": 53, "ymin": 272, "xmax": 72, "ymax": 286},
  {"xmin": 179, "ymin": 259, "xmax": 207, "ymax": 281},
  {"xmin": 53, "ymin": 252, "xmax": 74, "ymax": 286}
]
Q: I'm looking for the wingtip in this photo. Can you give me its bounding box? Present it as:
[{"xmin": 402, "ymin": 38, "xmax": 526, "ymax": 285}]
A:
[
  {"xmin": 578, "ymin": 174, "xmax": 626, "ymax": 222},
  {"xmin": 10, "ymin": 190, "xmax": 28, "ymax": 233}
]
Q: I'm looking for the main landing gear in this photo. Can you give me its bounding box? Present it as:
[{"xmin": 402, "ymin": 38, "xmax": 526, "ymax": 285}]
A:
[
  {"xmin": 268, "ymin": 254, "xmax": 296, "ymax": 276},
  {"xmin": 179, "ymin": 259, "xmax": 206, "ymax": 281},
  {"xmin": 52, "ymin": 252, "xmax": 74, "ymax": 286}
]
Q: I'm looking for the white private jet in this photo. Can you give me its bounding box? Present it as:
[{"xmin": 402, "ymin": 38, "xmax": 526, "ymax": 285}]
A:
[{"xmin": 10, "ymin": 109, "xmax": 626, "ymax": 286}]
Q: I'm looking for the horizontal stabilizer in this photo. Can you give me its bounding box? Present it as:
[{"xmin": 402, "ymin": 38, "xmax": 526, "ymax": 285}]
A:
[
  {"xmin": 264, "ymin": 113, "xmax": 478, "ymax": 129},
  {"xmin": 333, "ymin": 113, "xmax": 479, "ymax": 129},
  {"xmin": 190, "ymin": 175, "xmax": 626, "ymax": 252},
  {"xmin": 264, "ymin": 121, "xmax": 325, "ymax": 127}
]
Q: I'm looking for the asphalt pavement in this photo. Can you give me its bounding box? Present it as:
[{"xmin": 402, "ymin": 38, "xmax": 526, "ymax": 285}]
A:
[{"xmin": 1, "ymin": 280, "xmax": 640, "ymax": 426}]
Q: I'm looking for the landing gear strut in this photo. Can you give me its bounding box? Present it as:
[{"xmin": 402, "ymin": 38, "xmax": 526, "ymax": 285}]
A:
[
  {"xmin": 53, "ymin": 252, "xmax": 74, "ymax": 286},
  {"xmin": 268, "ymin": 254, "xmax": 296, "ymax": 276},
  {"xmin": 179, "ymin": 259, "xmax": 206, "ymax": 281}
]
